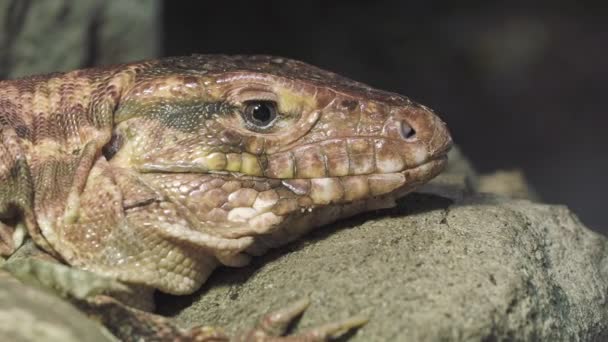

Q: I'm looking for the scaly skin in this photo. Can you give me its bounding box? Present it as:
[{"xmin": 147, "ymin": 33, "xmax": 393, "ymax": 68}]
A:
[{"xmin": 0, "ymin": 55, "xmax": 452, "ymax": 340}]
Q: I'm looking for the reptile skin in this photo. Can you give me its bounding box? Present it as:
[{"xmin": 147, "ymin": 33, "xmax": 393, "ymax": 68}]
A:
[{"xmin": 0, "ymin": 55, "xmax": 452, "ymax": 340}]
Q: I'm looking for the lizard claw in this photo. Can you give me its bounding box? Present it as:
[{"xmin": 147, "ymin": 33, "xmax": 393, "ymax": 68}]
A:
[
  {"xmin": 257, "ymin": 298, "xmax": 311, "ymax": 336},
  {"xmin": 297, "ymin": 315, "xmax": 369, "ymax": 340},
  {"xmin": 236, "ymin": 298, "xmax": 367, "ymax": 341}
]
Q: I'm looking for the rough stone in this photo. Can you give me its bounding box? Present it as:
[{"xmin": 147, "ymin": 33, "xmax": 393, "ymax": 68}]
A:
[
  {"xmin": 478, "ymin": 169, "xmax": 539, "ymax": 201},
  {"xmin": 0, "ymin": 268, "xmax": 115, "ymax": 342}
]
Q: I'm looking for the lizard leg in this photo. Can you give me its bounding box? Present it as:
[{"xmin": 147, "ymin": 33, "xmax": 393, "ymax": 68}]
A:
[
  {"xmin": 78, "ymin": 295, "xmax": 231, "ymax": 342},
  {"xmin": 84, "ymin": 296, "xmax": 367, "ymax": 342},
  {"xmin": 235, "ymin": 298, "xmax": 368, "ymax": 341},
  {"xmin": 80, "ymin": 296, "xmax": 366, "ymax": 342},
  {"xmin": 1, "ymin": 245, "xmax": 216, "ymax": 341},
  {"xmin": 4, "ymin": 246, "xmax": 365, "ymax": 341},
  {"xmin": 3, "ymin": 247, "xmax": 219, "ymax": 341},
  {"xmin": 3, "ymin": 241, "xmax": 134, "ymax": 301}
]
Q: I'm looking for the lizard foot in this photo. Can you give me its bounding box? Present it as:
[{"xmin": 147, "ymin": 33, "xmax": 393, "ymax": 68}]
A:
[
  {"xmin": 83, "ymin": 296, "xmax": 366, "ymax": 342},
  {"xmin": 3, "ymin": 250, "xmax": 367, "ymax": 342},
  {"xmin": 4, "ymin": 245, "xmax": 365, "ymax": 341},
  {"xmin": 234, "ymin": 298, "xmax": 368, "ymax": 341}
]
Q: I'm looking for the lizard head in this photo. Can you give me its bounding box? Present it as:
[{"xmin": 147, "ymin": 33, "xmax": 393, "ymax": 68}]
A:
[{"xmin": 109, "ymin": 55, "xmax": 452, "ymax": 254}]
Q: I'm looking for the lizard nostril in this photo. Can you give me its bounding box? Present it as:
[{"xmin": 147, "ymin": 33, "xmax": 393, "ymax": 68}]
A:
[{"xmin": 399, "ymin": 120, "xmax": 416, "ymax": 141}]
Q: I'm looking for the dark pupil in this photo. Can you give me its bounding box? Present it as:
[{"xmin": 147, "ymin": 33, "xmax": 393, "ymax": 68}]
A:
[{"xmin": 251, "ymin": 103, "xmax": 272, "ymax": 123}]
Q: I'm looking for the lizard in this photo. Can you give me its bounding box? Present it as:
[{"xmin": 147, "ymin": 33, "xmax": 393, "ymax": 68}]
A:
[{"xmin": 0, "ymin": 54, "xmax": 452, "ymax": 341}]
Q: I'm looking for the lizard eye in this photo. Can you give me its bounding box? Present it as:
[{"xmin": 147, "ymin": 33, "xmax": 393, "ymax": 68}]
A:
[{"xmin": 242, "ymin": 100, "xmax": 277, "ymax": 129}]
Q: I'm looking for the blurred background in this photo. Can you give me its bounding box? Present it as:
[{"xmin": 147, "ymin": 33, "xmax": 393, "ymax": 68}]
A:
[{"xmin": 0, "ymin": 1, "xmax": 605, "ymax": 235}]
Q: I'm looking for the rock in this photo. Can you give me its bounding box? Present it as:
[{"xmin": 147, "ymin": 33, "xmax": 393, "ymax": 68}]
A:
[
  {"xmin": 0, "ymin": 269, "xmax": 115, "ymax": 342},
  {"xmin": 160, "ymin": 148, "xmax": 608, "ymax": 341},
  {"xmin": 478, "ymin": 169, "xmax": 539, "ymax": 201}
]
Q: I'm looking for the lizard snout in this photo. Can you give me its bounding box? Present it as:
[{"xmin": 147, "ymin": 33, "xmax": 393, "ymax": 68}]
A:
[{"xmin": 380, "ymin": 103, "xmax": 452, "ymax": 170}]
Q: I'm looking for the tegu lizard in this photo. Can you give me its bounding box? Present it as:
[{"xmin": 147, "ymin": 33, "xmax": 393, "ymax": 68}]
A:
[{"xmin": 0, "ymin": 55, "xmax": 452, "ymax": 341}]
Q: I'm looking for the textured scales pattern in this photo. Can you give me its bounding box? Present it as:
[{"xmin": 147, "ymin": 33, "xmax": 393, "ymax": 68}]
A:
[{"xmin": 0, "ymin": 55, "xmax": 452, "ymax": 299}]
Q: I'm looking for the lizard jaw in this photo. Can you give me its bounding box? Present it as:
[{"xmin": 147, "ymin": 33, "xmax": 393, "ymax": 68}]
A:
[{"xmin": 240, "ymin": 154, "xmax": 449, "ymax": 254}]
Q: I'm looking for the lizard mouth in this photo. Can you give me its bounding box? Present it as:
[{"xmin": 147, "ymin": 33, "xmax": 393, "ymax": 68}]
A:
[
  {"xmin": 108, "ymin": 147, "xmax": 452, "ymax": 272},
  {"xmin": 242, "ymin": 154, "xmax": 449, "ymax": 252},
  {"xmin": 401, "ymin": 153, "xmax": 448, "ymax": 180},
  {"xmin": 372, "ymin": 153, "xmax": 448, "ymax": 199},
  {"xmin": 232, "ymin": 151, "xmax": 449, "ymax": 205},
  {"xmin": 393, "ymin": 154, "xmax": 447, "ymax": 196},
  {"xmin": 130, "ymin": 149, "xmax": 450, "ymax": 246}
]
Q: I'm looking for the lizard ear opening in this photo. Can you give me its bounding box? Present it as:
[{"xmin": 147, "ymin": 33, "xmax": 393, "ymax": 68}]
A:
[{"xmin": 102, "ymin": 133, "xmax": 124, "ymax": 160}]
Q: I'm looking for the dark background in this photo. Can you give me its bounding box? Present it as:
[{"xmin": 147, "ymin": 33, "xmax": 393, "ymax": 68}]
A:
[{"xmin": 164, "ymin": 1, "xmax": 607, "ymax": 235}]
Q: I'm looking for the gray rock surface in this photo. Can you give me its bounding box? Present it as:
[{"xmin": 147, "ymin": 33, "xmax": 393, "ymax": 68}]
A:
[
  {"xmin": 0, "ymin": 267, "xmax": 115, "ymax": 342},
  {"xmin": 160, "ymin": 149, "xmax": 608, "ymax": 341},
  {"xmin": 478, "ymin": 169, "xmax": 539, "ymax": 201}
]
